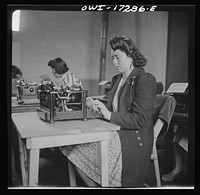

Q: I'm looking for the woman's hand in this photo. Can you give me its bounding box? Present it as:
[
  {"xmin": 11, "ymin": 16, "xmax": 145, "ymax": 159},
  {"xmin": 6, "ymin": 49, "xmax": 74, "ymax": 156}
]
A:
[
  {"xmin": 93, "ymin": 99, "xmax": 111, "ymax": 121},
  {"xmin": 86, "ymin": 97, "xmax": 111, "ymax": 120},
  {"xmin": 86, "ymin": 97, "xmax": 99, "ymax": 113}
]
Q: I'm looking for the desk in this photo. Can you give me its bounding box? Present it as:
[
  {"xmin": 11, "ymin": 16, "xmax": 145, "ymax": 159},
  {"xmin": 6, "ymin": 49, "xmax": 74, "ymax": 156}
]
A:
[
  {"xmin": 12, "ymin": 97, "xmax": 40, "ymax": 113},
  {"xmin": 12, "ymin": 112, "xmax": 120, "ymax": 187},
  {"xmin": 172, "ymin": 112, "xmax": 188, "ymax": 128}
]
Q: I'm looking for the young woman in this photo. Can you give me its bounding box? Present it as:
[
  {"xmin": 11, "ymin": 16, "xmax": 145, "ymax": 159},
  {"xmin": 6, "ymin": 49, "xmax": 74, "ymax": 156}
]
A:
[
  {"xmin": 60, "ymin": 35, "xmax": 157, "ymax": 187},
  {"xmin": 47, "ymin": 57, "xmax": 81, "ymax": 89}
]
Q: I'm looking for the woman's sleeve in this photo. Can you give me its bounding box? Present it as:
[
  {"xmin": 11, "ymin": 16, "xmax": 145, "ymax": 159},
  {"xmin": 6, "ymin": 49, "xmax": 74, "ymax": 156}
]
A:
[{"xmin": 110, "ymin": 73, "xmax": 157, "ymax": 130}]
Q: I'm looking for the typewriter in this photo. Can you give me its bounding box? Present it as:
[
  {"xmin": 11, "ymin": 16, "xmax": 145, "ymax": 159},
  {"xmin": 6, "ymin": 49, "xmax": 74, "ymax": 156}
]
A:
[
  {"xmin": 36, "ymin": 81, "xmax": 101, "ymax": 123},
  {"xmin": 170, "ymin": 89, "xmax": 188, "ymax": 114},
  {"xmin": 166, "ymin": 82, "xmax": 188, "ymax": 114},
  {"xmin": 16, "ymin": 80, "xmax": 38, "ymax": 104}
]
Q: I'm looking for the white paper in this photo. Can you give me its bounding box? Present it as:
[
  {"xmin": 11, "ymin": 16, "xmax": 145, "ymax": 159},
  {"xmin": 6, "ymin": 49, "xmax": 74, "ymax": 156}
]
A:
[
  {"xmin": 166, "ymin": 82, "xmax": 188, "ymax": 93},
  {"xmin": 91, "ymin": 95, "xmax": 106, "ymax": 99},
  {"xmin": 98, "ymin": 80, "xmax": 110, "ymax": 86},
  {"xmin": 39, "ymin": 74, "xmax": 52, "ymax": 81}
]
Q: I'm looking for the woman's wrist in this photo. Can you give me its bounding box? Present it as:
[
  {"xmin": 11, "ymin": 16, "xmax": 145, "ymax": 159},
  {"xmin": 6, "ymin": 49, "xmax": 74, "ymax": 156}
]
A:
[{"xmin": 105, "ymin": 111, "xmax": 111, "ymax": 121}]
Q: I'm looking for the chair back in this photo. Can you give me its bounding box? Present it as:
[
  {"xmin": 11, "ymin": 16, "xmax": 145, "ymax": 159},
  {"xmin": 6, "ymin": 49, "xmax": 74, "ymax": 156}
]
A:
[
  {"xmin": 151, "ymin": 95, "xmax": 176, "ymax": 187},
  {"xmin": 153, "ymin": 94, "xmax": 176, "ymax": 139}
]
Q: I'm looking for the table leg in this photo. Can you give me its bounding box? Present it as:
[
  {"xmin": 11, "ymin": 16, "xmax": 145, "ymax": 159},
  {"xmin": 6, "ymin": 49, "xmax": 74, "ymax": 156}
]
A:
[
  {"xmin": 68, "ymin": 160, "xmax": 77, "ymax": 187},
  {"xmin": 28, "ymin": 149, "xmax": 40, "ymax": 186},
  {"xmin": 18, "ymin": 135, "xmax": 28, "ymax": 186},
  {"xmin": 100, "ymin": 140, "xmax": 109, "ymax": 187}
]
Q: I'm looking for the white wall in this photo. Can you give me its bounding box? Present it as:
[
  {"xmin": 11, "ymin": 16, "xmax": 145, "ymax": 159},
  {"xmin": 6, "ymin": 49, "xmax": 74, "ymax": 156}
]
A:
[
  {"xmin": 12, "ymin": 42, "xmax": 21, "ymax": 68},
  {"xmin": 12, "ymin": 10, "xmax": 103, "ymax": 95},
  {"xmin": 12, "ymin": 10, "xmax": 168, "ymax": 94},
  {"xmin": 138, "ymin": 12, "xmax": 168, "ymax": 91}
]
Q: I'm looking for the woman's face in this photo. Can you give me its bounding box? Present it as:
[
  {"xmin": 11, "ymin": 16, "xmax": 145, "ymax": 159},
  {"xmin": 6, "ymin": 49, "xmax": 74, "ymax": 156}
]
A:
[{"xmin": 111, "ymin": 49, "xmax": 132, "ymax": 73}]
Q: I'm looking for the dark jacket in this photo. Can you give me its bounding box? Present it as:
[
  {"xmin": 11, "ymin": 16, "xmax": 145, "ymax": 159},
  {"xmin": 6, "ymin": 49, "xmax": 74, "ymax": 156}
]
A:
[{"xmin": 106, "ymin": 67, "xmax": 157, "ymax": 187}]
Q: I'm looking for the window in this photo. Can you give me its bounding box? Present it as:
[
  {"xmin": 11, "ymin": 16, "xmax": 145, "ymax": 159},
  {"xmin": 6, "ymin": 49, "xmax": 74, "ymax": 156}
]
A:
[{"xmin": 12, "ymin": 10, "xmax": 21, "ymax": 31}]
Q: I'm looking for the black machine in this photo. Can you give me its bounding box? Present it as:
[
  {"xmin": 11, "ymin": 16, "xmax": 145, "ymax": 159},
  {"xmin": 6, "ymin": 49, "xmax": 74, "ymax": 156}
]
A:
[
  {"xmin": 16, "ymin": 80, "xmax": 38, "ymax": 103},
  {"xmin": 167, "ymin": 86, "xmax": 189, "ymax": 114},
  {"xmin": 36, "ymin": 81, "xmax": 101, "ymax": 123}
]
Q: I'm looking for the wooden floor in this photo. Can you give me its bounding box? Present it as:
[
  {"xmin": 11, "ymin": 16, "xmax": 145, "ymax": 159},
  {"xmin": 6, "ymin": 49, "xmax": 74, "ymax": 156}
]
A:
[{"xmin": 9, "ymin": 147, "xmax": 191, "ymax": 189}]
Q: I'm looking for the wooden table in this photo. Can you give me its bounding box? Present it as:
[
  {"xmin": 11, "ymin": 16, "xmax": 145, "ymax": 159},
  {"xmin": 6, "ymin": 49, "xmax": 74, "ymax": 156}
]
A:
[
  {"xmin": 12, "ymin": 97, "xmax": 40, "ymax": 113},
  {"xmin": 12, "ymin": 112, "xmax": 120, "ymax": 187}
]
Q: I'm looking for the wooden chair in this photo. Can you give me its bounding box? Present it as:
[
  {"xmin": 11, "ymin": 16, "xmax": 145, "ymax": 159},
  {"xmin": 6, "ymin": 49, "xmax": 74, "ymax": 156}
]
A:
[
  {"xmin": 151, "ymin": 95, "xmax": 176, "ymax": 187},
  {"xmin": 151, "ymin": 118, "xmax": 164, "ymax": 187}
]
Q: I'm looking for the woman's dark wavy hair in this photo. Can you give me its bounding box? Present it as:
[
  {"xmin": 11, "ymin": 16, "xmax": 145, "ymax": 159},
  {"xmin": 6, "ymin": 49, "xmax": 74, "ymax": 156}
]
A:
[
  {"xmin": 109, "ymin": 34, "xmax": 147, "ymax": 67},
  {"xmin": 48, "ymin": 57, "xmax": 69, "ymax": 74}
]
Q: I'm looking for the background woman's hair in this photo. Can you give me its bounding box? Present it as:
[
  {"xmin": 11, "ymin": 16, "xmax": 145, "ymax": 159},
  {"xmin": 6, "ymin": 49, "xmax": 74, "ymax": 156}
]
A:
[
  {"xmin": 12, "ymin": 65, "xmax": 22, "ymax": 79},
  {"xmin": 109, "ymin": 34, "xmax": 147, "ymax": 67},
  {"xmin": 48, "ymin": 57, "xmax": 69, "ymax": 74}
]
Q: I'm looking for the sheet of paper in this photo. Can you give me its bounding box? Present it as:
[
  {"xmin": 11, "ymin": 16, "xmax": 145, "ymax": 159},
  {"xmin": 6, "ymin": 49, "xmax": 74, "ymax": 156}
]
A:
[
  {"xmin": 98, "ymin": 80, "xmax": 110, "ymax": 86},
  {"xmin": 166, "ymin": 82, "xmax": 188, "ymax": 93},
  {"xmin": 39, "ymin": 74, "xmax": 52, "ymax": 81},
  {"xmin": 91, "ymin": 95, "xmax": 106, "ymax": 99}
]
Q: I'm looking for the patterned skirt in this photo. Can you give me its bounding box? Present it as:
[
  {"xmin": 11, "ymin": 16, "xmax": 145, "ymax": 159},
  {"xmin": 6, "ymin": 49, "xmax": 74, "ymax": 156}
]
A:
[{"xmin": 60, "ymin": 131, "xmax": 122, "ymax": 187}]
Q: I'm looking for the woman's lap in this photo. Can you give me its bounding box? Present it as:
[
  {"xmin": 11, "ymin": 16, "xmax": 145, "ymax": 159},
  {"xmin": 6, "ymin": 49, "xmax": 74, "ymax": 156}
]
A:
[{"xmin": 60, "ymin": 131, "xmax": 122, "ymax": 187}]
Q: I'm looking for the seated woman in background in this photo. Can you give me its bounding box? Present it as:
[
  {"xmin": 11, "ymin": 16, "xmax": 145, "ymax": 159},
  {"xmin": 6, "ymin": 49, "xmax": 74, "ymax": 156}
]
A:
[
  {"xmin": 60, "ymin": 35, "xmax": 157, "ymax": 187},
  {"xmin": 11, "ymin": 65, "xmax": 23, "ymax": 175},
  {"xmin": 12, "ymin": 65, "xmax": 23, "ymax": 96},
  {"xmin": 47, "ymin": 57, "xmax": 83, "ymax": 111},
  {"xmin": 47, "ymin": 57, "xmax": 81, "ymax": 90}
]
